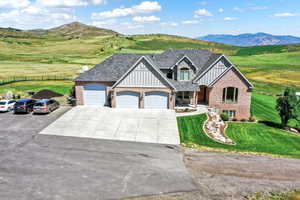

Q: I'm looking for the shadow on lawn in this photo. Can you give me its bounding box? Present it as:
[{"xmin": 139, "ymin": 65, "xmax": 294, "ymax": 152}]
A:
[{"xmin": 259, "ymin": 120, "xmax": 282, "ymax": 129}]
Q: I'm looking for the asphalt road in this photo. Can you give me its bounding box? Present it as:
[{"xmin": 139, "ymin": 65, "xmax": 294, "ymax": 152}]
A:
[{"xmin": 0, "ymin": 108, "xmax": 196, "ymax": 200}]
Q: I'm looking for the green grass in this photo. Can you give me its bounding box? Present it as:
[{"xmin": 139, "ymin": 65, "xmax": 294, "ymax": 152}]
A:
[
  {"xmin": 177, "ymin": 93, "xmax": 300, "ymax": 159},
  {"xmin": 0, "ymin": 80, "xmax": 74, "ymax": 96},
  {"xmin": 0, "ymin": 31, "xmax": 299, "ymax": 95},
  {"xmin": 234, "ymin": 44, "xmax": 300, "ymax": 56},
  {"xmin": 248, "ymin": 190, "xmax": 300, "ymax": 200}
]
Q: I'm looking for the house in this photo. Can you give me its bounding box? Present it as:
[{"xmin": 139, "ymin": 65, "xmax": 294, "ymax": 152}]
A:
[{"xmin": 75, "ymin": 49, "xmax": 253, "ymax": 120}]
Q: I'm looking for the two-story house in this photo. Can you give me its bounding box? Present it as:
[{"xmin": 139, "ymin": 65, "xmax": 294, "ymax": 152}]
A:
[{"xmin": 75, "ymin": 49, "xmax": 253, "ymax": 120}]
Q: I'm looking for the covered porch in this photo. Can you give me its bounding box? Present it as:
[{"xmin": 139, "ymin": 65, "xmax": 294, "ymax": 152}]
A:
[{"xmin": 175, "ymin": 85, "xmax": 209, "ymax": 107}]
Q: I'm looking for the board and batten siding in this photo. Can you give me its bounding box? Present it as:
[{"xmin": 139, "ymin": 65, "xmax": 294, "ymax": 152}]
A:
[
  {"xmin": 197, "ymin": 59, "xmax": 230, "ymax": 86},
  {"xmin": 118, "ymin": 61, "xmax": 167, "ymax": 88}
]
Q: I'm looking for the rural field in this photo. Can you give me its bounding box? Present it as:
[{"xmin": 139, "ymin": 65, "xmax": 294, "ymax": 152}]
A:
[{"xmin": 0, "ymin": 26, "xmax": 299, "ymax": 96}]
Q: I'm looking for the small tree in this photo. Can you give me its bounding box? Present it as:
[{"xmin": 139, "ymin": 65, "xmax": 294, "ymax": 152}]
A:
[{"xmin": 276, "ymin": 87, "xmax": 298, "ymax": 127}]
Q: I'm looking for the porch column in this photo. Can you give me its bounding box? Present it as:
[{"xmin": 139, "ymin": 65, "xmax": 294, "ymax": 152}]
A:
[
  {"xmin": 111, "ymin": 90, "xmax": 116, "ymax": 108},
  {"xmin": 192, "ymin": 91, "xmax": 197, "ymax": 107}
]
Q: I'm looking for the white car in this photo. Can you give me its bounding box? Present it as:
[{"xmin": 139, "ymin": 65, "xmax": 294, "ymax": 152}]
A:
[{"xmin": 0, "ymin": 100, "xmax": 16, "ymax": 112}]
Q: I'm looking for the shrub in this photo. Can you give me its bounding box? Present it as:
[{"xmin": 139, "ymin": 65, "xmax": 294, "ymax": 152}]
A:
[
  {"xmin": 220, "ymin": 113, "xmax": 229, "ymax": 121},
  {"xmin": 249, "ymin": 116, "xmax": 256, "ymax": 122},
  {"xmin": 232, "ymin": 118, "xmax": 238, "ymax": 121},
  {"xmin": 241, "ymin": 119, "xmax": 247, "ymax": 122}
]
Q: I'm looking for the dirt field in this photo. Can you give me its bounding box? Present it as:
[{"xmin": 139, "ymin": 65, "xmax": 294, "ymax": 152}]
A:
[{"xmin": 125, "ymin": 149, "xmax": 300, "ymax": 200}]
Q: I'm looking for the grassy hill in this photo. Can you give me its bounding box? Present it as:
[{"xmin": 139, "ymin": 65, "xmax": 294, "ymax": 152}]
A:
[{"xmin": 0, "ymin": 22, "xmax": 299, "ymax": 95}]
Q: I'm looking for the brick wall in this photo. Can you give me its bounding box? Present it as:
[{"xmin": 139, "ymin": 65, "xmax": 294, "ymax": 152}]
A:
[{"xmin": 208, "ymin": 68, "xmax": 252, "ymax": 120}]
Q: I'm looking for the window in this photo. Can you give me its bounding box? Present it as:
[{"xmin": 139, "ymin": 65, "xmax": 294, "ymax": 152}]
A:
[
  {"xmin": 179, "ymin": 68, "xmax": 190, "ymax": 81},
  {"xmin": 222, "ymin": 87, "xmax": 238, "ymax": 103},
  {"xmin": 223, "ymin": 110, "xmax": 236, "ymax": 118},
  {"xmin": 167, "ymin": 72, "xmax": 173, "ymax": 79}
]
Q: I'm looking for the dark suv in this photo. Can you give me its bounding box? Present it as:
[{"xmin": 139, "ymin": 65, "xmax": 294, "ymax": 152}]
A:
[{"xmin": 13, "ymin": 99, "xmax": 36, "ymax": 114}]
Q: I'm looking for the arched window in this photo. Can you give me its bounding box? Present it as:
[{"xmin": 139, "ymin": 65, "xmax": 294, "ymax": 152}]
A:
[
  {"xmin": 179, "ymin": 68, "xmax": 190, "ymax": 81},
  {"xmin": 222, "ymin": 87, "xmax": 238, "ymax": 103}
]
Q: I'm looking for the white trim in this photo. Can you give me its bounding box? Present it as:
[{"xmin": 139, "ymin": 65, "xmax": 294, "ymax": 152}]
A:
[
  {"xmin": 193, "ymin": 54, "xmax": 224, "ymax": 82},
  {"xmin": 112, "ymin": 56, "xmax": 176, "ymax": 90},
  {"xmin": 193, "ymin": 54, "xmax": 253, "ymax": 89},
  {"xmin": 209, "ymin": 66, "xmax": 254, "ymax": 88},
  {"xmin": 170, "ymin": 55, "xmax": 197, "ymax": 70}
]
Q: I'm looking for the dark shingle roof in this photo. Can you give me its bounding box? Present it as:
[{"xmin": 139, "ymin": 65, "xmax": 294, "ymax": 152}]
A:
[
  {"xmin": 75, "ymin": 54, "xmax": 142, "ymax": 82},
  {"xmin": 75, "ymin": 49, "xmax": 223, "ymax": 87},
  {"xmin": 168, "ymin": 79, "xmax": 199, "ymax": 91}
]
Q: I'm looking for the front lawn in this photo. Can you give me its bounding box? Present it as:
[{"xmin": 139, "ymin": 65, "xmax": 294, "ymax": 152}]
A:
[
  {"xmin": 177, "ymin": 93, "xmax": 300, "ymax": 159},
  {"xmin": 0, "ymin": 80, "xmax": 74, "ymax": 96}
]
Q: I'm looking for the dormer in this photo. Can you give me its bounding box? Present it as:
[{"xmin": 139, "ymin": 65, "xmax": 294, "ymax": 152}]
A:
[{"xmin": 172, "ymin": 56, "xmax": 197, "ymax": 81}]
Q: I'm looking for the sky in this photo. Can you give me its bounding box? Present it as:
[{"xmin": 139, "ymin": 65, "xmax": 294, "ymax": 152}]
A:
[{"xmin": 0, "ymin": 0, "xmax": 299, "ymax": 37}]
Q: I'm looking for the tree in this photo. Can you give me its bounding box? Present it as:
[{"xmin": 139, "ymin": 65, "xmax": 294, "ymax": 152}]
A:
[{"xmin": 276, "ymin": 87, "xmax": 298, "ymax": 127}]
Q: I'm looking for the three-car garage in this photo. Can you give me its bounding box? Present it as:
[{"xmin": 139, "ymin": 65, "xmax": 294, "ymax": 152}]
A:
[{"xmin": 82, "ymin": 84, "xmax": 170, "ymax": 109}]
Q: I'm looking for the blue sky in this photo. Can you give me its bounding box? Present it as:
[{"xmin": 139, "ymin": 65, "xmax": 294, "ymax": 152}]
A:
[{"xmin": 0, "ymin": 0, "xmax": 299, "ymax": 37}]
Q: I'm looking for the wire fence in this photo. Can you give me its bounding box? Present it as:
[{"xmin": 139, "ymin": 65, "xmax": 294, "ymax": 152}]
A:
[{"xmin": 0, "ymin": 75, "xmax": 74, "ymax": 86}]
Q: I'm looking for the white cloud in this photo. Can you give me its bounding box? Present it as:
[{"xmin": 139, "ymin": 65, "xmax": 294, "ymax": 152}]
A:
[
  {"xmin": 92, "ymin": 1, "xmax": 161, "ymax": 19},
  {"xmin": 37, "ymin": 0, "xmax": 106, "ymax": 7},
  {"xmin": 224, "ymin": 17, "xmax": 238, "ymax": 21},
  {"xmin": 160, "ymin": 22, "xmax": 178, "ymax": 27},
  {"xmin": 133, "ymin": 16, "xmax": 160, "ymax": 23},
  {"xmin": 233, "ymin": 6, "xmax": 244, "ymax": 13},
  {"xmin": 181, "ymin": 20, "xmax": 200, "ymax": 25},
  {"xmin": 218, "ymin": 8, "xmax": 224, "ymax": 13},
  {"xmin": 273, "ymin": 12, "xmax": 299, "ymax": 17},
  {"xmin": 194, "ymin": 9, "xmax": 212, "ymax": 17},
  {"xmin": 0, "ymin": 0, "xmax": 30, "ymax": 8},
  {"xmin": 0, "ymin": 6, "xmax": 76, "ymax": 29},
  {"xmin": 22, "ymin": 5, "xmax": 42, "ymax": 14}
]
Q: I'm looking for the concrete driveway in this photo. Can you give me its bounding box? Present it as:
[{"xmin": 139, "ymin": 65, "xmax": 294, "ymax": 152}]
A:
[
  {"xmin": 0, "ymin": 108, "xmax": 196, "ymax": 200},
  {"xmin": 40, "ymin": 106, "xmax": 180, "ymax": 144}
]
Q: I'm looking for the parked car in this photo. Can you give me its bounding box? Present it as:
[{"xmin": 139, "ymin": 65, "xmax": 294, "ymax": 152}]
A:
[
  {"xmin": 33, "ymin": 99, "xmax": 59, "ymax": 114},
  {"xmin": 0, "ymin": 100, "xmax": 16, "ymax": 112},
  {"xmin": 13, "ymin": 99, "xmax": 36, "ymax": 114}
]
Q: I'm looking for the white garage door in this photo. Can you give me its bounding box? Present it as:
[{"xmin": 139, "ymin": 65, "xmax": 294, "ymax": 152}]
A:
[
  {"xmin": 145, "ymin": 92, "xmax": 168, "ymax": 109},
  {"xmin": 116, "ymin": 91, "xmax": 139, "ymax": 108},
  {"xmin": 83, "ymin": 84, "xmax": 107, "ymax": 106}
]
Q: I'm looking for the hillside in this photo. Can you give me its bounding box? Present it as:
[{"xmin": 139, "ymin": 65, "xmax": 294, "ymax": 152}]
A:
[
  {"xmin": 0, "ymin": 22, "xmax": 299, "ymax": 95},
  {"xmin": 41, "ymin": 22, "xmax": 119, "ymax": 38},
  {"xmin": 198, "ymin": 33, "xmax": 300, "ymax": 46}
]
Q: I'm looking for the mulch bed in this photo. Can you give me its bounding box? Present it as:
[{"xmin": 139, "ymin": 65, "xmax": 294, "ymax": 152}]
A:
[{"xmin": 32, "ymin": 90, "xmax": 64, "ymax": 99}]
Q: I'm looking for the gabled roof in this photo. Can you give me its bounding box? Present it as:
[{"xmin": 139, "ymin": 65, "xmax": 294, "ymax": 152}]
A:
[
  {"xmin": 209, "ymin": 66, "xmax": 254, "ymax": 88},
  {"xmin": 193, "ymin": 53, "xmax": 223, "ymax": 82},
  {"xmin": 151, "ymin": 49, "xmax": 213, "ymax": 69},
  {"xmin": 112, "ymin": 56, "xmax": 176, "ymax": 89},
  {"xmin": 75, "ymin": 54, "xmax": 142, "ymax": 82},
  {"xmin": 75, "ymin": 50, "xmax": 244, "ymax": 90},
  {"xmin": 170, "ymin": 55, "xmax": 197, "ymax": 71}
]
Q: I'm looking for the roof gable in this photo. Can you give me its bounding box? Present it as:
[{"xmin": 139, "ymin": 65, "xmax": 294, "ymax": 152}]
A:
[
  {"xmin": 209, "ymin": 66, "xmax": 254, "ymax": 88},
  {"xmin": 112, "ymin": 56, "xmax": 175, "ymax": 89},
  {"xmin": 194, "ymin": 55, "xmax": 231, "ymax": 83}
]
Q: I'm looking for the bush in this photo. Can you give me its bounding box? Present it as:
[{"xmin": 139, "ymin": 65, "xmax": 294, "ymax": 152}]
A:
[
  {"xmin": 232, "ymin": 118, "xmax": 238, "ymax": 121},
  {"xmin": 241, "ymin": 119, "xmax": 247, "ymax": 122},
  {"xmin": 220, "ymin": 113, "xmax": 229, "ymax": 121},
  {"xmin": 249, "ymin": 116, "xmax": 256, "ymax": 122}
]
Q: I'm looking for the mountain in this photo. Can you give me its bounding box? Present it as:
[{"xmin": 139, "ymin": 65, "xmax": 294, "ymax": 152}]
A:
[
  {"xmin": 0, "ymin": 22, "xmax": 120, "ymax": 39},
  {"xmin": 44, "ymin": 22, "xmax": 120, "ymax": 38},
  {"xmin": 198, "ymin": 33, "xmax": 300, "ymax": 46}
]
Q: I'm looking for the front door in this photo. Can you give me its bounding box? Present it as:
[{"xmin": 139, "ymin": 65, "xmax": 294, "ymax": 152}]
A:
[{"xmin": 197, "ymin": 86, "xmax": 207, "ymax": 104}]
